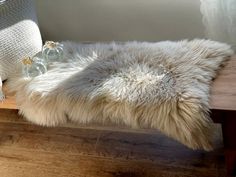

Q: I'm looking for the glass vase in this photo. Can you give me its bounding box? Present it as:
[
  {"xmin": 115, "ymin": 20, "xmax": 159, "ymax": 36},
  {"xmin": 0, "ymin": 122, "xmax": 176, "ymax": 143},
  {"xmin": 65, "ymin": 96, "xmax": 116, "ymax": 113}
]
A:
[
  {"xmin": 42, "ymin": 41, "xmax": 63, "ymax": 64},
  {"xmin": 22, "ymin": 56, "xmax": 47, "ymax": 78}
]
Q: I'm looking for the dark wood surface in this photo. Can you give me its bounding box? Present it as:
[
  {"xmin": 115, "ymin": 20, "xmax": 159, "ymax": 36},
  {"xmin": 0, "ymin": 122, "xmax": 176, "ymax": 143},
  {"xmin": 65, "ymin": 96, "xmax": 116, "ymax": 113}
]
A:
[
  {"xmin": 221, "ymin": 111, "xmax": 236, "ymax": 176},
  {"xmin": 211, "ymin": 109, "xmax": 236, "ymax": 177},
  {"xmin": 0, "ymin": 109, "xmax": 226, "ymax": 177}
]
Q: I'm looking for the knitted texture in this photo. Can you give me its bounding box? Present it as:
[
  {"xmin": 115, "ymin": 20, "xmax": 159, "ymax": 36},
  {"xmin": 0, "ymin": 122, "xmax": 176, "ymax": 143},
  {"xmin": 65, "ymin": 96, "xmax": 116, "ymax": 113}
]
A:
[{"xmin": 0, "ymin": 0, "xmax": 42, "ymax": 81}]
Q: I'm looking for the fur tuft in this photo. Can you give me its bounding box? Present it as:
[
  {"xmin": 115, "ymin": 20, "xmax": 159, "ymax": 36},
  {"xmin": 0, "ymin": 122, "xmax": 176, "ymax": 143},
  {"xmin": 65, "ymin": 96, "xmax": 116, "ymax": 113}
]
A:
[{"xmin": 7, "ymin": 39, "xmax": 234, "ymax": 150}]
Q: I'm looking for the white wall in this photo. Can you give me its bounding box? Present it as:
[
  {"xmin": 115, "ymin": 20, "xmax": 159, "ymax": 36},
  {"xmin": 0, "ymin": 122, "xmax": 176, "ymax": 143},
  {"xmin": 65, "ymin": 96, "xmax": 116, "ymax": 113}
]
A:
[{"xmin": 35, "ymin": 0, "xmax": 205, "ymax": 42}]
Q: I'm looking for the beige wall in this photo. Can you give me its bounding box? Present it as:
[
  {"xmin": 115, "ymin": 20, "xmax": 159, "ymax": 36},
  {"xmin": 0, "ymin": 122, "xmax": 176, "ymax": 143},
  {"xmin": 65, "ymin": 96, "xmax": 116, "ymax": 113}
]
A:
[{"xmin": 35, "ymin": 0, "xmax": 205, "ymax": 42}]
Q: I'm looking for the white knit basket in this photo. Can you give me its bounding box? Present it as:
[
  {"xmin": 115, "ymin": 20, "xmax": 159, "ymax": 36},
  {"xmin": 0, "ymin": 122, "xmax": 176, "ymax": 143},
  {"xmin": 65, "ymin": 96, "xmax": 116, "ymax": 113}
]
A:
[{"xmin": 0, "ymin": 0, "xmax": 42, "ymax": 81}]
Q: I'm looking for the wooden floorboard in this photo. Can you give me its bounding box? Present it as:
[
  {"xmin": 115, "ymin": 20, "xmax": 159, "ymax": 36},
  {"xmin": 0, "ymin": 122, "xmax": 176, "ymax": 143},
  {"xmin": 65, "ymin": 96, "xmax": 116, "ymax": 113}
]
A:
[{"xmin": 0, "ymin": 109, "xmax": 226, "ymax": 177}]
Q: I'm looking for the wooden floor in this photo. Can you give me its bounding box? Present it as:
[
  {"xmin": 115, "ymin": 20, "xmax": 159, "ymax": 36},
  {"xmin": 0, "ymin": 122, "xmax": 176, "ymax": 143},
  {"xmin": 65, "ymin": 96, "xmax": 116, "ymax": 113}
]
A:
[{"xmin": 0, "ymin": 109, "xmax": 226, "ymax": 177}]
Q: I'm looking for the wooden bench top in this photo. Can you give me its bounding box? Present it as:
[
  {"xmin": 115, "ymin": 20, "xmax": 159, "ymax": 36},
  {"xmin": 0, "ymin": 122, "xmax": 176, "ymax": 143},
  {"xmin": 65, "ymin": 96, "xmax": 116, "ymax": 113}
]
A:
[
  {"xmin": 210, "ymin": 55, "xmax": 236, "ymax": 110},
  {"xmin": 0, "ymin": 55, "xmax": 236, "ymax": 111}
]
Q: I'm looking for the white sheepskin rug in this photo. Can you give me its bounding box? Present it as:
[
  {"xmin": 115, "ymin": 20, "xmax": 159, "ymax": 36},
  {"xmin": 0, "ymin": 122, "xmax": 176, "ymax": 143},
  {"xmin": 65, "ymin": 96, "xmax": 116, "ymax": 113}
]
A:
[{"xmin": 7, "ymin": 39, "xmax": 233, "ymax": 151}]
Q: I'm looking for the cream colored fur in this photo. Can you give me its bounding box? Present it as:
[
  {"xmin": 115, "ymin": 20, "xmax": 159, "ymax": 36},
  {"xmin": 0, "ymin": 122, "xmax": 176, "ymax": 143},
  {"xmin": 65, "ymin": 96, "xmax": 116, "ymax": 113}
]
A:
[{"xmin": 7, "ymin": 39, "xmax": 233, "ymax": 151}]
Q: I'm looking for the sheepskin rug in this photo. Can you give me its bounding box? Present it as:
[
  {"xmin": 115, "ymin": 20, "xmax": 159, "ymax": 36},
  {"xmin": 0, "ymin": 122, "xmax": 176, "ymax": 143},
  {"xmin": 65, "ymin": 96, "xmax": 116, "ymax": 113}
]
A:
[{"xmin": 7, "ymin": 39, "xmax": 233, "ymax": 151}]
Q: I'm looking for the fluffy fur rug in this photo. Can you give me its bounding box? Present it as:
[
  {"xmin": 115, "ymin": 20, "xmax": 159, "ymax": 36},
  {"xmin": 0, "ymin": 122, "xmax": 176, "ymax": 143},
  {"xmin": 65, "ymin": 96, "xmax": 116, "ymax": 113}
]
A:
[{"xmin": 7, "ymin": 39, "xmax": 233, "ymax": 151}]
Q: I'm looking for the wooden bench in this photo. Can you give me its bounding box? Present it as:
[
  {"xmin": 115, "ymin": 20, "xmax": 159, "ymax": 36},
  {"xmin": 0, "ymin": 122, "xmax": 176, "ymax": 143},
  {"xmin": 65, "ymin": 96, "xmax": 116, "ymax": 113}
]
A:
[{"xmin": 1, "ymin": 55, "xmax": 236, "ymax": 177}]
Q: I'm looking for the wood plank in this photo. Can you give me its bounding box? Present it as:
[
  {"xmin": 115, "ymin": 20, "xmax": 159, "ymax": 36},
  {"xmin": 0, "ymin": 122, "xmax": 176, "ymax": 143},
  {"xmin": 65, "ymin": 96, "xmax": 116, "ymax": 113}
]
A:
[
  {"xmin": 0, "ymin": 117, "xmax": 226, "ymax": 177},
  {"xmin": 0, "ymin": 148, "xmax": 224, "ymax": 177},
  {"xmin": 210, "ymin": 55, "xmax": 236, "ymax": 110},
  {"xmin": 0, "ymin": 84, "xmax": 16, "ymax": 109},
  {"xmin": 0, "ymin": 121, "xmax": 223, "ymax": 162}
]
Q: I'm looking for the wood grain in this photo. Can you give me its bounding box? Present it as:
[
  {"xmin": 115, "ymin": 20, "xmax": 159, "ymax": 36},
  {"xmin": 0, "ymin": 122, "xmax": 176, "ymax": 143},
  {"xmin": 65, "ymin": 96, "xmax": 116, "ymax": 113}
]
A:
[
  {"xmin": 210, "ymin": 55, "xmax": 236, "ymax": 110},
  {"xmin": 0, "ymin": 83, "xmax": 16, "ymax": 109},
  {"xmin": 0, "ymin": 109, "xmax": 226, "ymax": 177}
]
